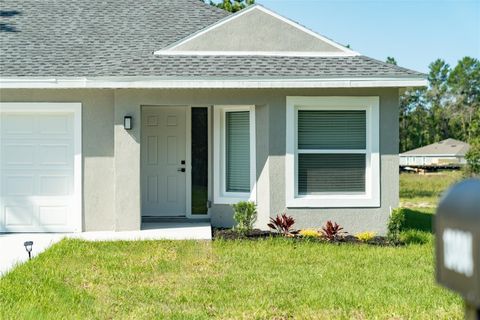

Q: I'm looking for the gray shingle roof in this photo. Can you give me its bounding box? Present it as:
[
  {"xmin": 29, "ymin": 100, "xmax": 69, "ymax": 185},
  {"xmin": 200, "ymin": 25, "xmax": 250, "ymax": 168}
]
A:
[
  {"xmin": 401, "ymin": 139, "xmax": 470, "ymax": 156},
  {"xmin": 0, "ymin": 0, "xmax": 425, "ymax": 79}
]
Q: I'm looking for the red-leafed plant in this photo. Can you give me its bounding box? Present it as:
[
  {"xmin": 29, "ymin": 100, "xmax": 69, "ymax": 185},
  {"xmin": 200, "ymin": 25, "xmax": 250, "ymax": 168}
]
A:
[
  {"xmin": 320, "ymin": 220, "xmax": 347, "ymax": 241},
  {"xmin": 268, "ymin": 213, "xmax": 295, "ymax": 236}
]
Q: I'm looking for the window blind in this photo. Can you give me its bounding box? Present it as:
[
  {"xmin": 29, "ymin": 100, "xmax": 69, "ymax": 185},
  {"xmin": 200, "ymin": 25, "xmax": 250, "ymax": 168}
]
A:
[
  {"xmin": 225, "ymin": 111, "xmax": 250, "ymax": 193},
  {"xmin": 298, "ymin": 154, "xmax": 366, "ymax": 193},
  {"xmin": 298, "ymin": 110, "xmax": 366, "ymax": 149},
  {"xmin": 297, "ymin": 110, "xmax": 367, "ymax": 194}
]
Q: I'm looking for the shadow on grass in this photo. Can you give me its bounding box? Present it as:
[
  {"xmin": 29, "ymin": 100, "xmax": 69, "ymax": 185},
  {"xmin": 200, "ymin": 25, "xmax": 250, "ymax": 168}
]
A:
[{"xmin": 402, "ymin": 208, "xmax": 434, "ymax": 233}]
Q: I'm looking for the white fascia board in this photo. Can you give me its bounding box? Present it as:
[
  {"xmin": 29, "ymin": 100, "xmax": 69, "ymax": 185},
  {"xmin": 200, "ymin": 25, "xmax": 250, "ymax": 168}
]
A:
[
  {"xmin": 154, "ymin": 5, "xmax": 358, "ymax": 56},
  {"xmin": 154, "ymin": 51, "xmax": 359, "ymax": 57},
  {"xmin": 0, "ymin": 77, "xmax": 428, "ymax": 89}
]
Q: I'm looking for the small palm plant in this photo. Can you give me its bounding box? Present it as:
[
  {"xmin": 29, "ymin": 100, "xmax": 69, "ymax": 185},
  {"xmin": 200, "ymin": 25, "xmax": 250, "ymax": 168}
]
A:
[
  {"xmin": 320, "ymin": 220, "xmax": 347, "ymax": 241},
  {"xmin": 267, "ymin": 213, "xmax": 295, "ymax": 236}
]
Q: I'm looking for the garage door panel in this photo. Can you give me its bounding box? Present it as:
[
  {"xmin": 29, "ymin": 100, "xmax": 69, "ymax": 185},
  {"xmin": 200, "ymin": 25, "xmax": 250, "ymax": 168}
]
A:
[
  {"xmin": 2, "ymin": 114, "xmax": 35, "ymax": 135},
  {"xmin": 39, "ymin": 206, "xmax": 68, "ymax": 225},
  {"xmin": 5, "ymin": 205, "xmax": 34, "ymax": 226},
  {"xmin": 0, "ymin": 103, "xmax": 81, "ymax": 233},
  {"xmin": 3, "ymin": 175, "xmax": 35, "ymax": 196},
  {"xmin": 39, "ymin": 144, "xmax": 72, "ymax": 166},
  {"xmin": 3, "ymin": 144, "xmax": 35, "ymax": 165},
  {"xmin": 38, "ymin": 114, "xmax": 71, "ymax": 135},
  {"xmin": 39, "ymin": 175, "xmax": 71, "ymax": 196}
]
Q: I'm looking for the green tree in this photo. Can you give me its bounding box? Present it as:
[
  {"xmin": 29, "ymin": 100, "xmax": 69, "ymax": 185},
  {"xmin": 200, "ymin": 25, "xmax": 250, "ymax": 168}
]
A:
[
  {"xmin": 448, "ymin": 57, "xmax": 480, "ymax": 141},
  {"xmin": 426, "ymin": 59, "xmax": 451, "ymax": 142},
  {"xmin": 207, "ymin": 0, "xmax": 255, "ymax": 12},
  {"xmin": 465, "ymin": 138, "xmax": 480, "ymax": 175},
  {"xmin": 386, "ymin": 57, "xmax": 397, "ymax": 65},
  {"xmin": 398, "ymin": 57, "xmax": 480, "ymax": 153},
  {"xmin": 399, "ymin": 87, "xmax": 427, "ymax": 152}
]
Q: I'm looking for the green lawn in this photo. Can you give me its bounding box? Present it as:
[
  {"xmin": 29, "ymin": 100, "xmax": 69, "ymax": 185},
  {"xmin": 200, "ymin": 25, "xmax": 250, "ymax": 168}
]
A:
[
  {"xmin": 0, "ymin": 239, "xmax": 462, "ymax": 319},
  {"xmin": 400, "ymin": 170, "xmax": 462, "ymax": 208},
  {"xmin": 0, "ymin": 171, "xmax": 465, "ymax": 319}
]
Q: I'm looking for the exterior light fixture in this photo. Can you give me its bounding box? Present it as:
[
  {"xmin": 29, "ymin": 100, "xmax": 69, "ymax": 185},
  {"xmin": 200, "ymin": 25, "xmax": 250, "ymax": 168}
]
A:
[
  {"xmin": 24, "ymin": 241, "xmax": 33, "ymax": 260},
  {"xmin": 124, "ymin": 116, "xmax": 132, "ymax": 130}
]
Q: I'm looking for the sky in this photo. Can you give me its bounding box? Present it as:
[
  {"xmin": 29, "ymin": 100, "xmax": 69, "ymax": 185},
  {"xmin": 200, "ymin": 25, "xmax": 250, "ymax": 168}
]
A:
[{"xmin": 256, "ymin": 0, "xmax": 480, "ymax": 73}]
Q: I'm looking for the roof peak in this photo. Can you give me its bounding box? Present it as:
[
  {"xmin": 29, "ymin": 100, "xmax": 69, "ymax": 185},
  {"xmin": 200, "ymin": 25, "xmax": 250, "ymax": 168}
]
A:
[{"xmin": 155, "ymin": 4, "xmax": 359, "ymax": 57}]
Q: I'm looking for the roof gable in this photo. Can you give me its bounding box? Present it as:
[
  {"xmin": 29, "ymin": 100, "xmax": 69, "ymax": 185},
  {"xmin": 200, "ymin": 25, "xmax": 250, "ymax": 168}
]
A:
[{"xmin": 155, "ymin": 5, "xmax": 358, "ymax": 56}]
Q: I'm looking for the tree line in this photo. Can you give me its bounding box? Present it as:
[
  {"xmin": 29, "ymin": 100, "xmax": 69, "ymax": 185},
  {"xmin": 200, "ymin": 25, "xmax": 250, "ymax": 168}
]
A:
[
  {"xmin": 203, "ymin": 0, "xmax": 254, "ymax": 12},
  {"xmin": 390, "ymin": 57, "xmax": 480, "ymax": 153}
]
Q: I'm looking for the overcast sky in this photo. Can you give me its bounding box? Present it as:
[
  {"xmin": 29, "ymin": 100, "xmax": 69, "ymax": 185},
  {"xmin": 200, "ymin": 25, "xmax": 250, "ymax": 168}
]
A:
[{"xmin": 256, "ymin": 0, "xmax": 480, "ymax": 72}]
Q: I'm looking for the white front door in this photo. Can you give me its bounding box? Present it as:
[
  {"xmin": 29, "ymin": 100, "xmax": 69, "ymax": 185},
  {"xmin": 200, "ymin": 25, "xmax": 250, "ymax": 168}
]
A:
[
  {"xmin": 0, "ymin": 103, "xmax": 82, "ymax": 233},
  {"xmin": 142, "ymin": 106, "xmax": 187, "ymax": 217}
]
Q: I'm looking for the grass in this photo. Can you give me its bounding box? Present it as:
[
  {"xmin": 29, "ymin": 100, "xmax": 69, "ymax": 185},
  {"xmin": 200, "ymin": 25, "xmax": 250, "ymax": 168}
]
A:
[
  {"xmin": 398, "ymin": 170, "xmax": 463, "ymax": 243},
  {"xmin": 399, "ymin": 170, "xmax": 462, "ymax": 208},
  {"xmin": 0, "ymin": 171, "xmax": 465, "ymax": 319},
  {"xmin": 0, "ymin": 238, "xmax": 462, "ymax": 319}
]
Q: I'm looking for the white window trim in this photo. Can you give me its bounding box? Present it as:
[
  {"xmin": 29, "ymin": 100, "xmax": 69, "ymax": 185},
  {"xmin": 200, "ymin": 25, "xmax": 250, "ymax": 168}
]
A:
[
  {"xmin": 286, "ymin": 96, "xmax": 380, "ymax": 208},
  {"xmin": 0, "ymin": 102, "xmax": 83, "ymax": 232},
  {"xmin": 213, "ymin": 105, "xmax": 256, "ymax": 204}
]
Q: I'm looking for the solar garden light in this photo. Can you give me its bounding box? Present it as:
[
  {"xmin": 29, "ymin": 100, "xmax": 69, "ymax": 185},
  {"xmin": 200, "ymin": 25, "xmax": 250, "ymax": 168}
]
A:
[{"xmin": 24, "ymin": 241, "xmax": 33, "ymax": 260}]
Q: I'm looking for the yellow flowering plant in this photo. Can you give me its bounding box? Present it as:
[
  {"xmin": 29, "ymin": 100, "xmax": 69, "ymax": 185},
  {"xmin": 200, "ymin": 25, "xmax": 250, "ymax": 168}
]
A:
[
  {"xmin": 299, "ymin": 229, "xmax": 321, "ymax": 238},
  {"xmin": 355, "ymin": 231, "xmax": 376, "ymax": 242}
]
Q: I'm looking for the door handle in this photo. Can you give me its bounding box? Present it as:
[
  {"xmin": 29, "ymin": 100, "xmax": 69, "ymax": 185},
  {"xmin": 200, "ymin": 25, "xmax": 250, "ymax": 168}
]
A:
[{"xmin": 177, "ymin": 168, "xmax": 186, "ymax": 172}]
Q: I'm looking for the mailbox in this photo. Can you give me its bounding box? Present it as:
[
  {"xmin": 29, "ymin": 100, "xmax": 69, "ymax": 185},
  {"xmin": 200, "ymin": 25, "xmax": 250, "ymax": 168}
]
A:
[{"xmin": 436, "ymin": 179, "xmax": 480, "ymax": 317}]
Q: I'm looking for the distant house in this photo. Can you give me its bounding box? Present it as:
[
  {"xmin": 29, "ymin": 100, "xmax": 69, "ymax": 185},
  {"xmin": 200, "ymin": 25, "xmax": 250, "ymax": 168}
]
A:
[{"xmin": 400, "ymin": 139, "xmax": 470, "ymax": 167}]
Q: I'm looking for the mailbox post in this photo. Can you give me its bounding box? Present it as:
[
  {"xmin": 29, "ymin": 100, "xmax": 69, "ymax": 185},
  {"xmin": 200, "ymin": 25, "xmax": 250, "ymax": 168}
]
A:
[{"xmin": 436, "ymin": 179, "xmax": 480, "ymax": 319}]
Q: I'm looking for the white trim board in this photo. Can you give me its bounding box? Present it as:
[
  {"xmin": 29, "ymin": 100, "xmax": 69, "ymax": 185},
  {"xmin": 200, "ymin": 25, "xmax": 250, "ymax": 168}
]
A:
[
  {"xmin": 285, "ymin": 96, "xmax": 380, "ymax": 208},
  {"xmin": 155, "ymin": 5, "xmax": 358, "ymax": 56},
  {"xmin": 0, "ymin": 77, "xmax": 428, "ymax": 89},
  {"xmin": 155, "ymin": 51, "xmax": 357, "ymax": 57}
]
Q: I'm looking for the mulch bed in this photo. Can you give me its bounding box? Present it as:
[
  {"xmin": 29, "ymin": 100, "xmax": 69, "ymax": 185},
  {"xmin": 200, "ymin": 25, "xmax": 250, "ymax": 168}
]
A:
[
  {"xmin": 213, "ymin": 229, "xmax": 395, "ymax": 246},
  {"xmin": 213, "ymin": 228, "xmax": 277, "ymax": 240}
]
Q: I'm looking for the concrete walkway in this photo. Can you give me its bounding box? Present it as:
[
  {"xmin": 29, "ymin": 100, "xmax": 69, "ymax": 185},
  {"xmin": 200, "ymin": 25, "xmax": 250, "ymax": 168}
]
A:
[{"xmin": 0, "ymin": 222, "xmax": 211, "ymax": 276}]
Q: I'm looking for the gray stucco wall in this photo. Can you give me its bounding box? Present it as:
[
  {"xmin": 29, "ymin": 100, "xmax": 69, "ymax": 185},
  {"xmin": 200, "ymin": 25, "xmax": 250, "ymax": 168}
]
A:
[
  {"xmin": 1, "ymin": 88, "xmax": 399, "ymax": 234},
  {"xmin": 0, "ymin": 89, "xmax": 116, "ymax": 231},
  {"xmin": 173, "ymin": 8, "xmax": 342, "ymax": 52}
]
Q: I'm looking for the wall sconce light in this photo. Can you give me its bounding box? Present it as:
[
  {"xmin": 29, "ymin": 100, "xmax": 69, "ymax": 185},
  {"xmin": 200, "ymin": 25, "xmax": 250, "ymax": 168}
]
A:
[
  {"xmin": 124, "ymin": 116, "xmax": 132, "ymax": 130},
  {"xmin": 24, "ymin": 241, "xmax": 33, "ymax": 260}
]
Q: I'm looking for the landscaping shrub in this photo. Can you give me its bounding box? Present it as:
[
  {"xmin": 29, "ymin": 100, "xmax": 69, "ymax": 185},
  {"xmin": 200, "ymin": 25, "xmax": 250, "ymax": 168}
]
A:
[
  {"xmin": 232, "ymin": 201, "xmax": 257, "ymax": 235},
  {"xmin": 355, "ymin": 231, "xmax": 376, "ymax": 243},
  {"xmin": 267, "ymin": 213, "xmax": 295, "ymax": 236},
  {"xmin": 320, "ymin": 221, "xmax": 347, "ymax": 241},
  {"xmin": 299, "ymin": 229, "xmax": 321, "ymax": 239},
  {"xmin": 387, "ymin": 208, "xmax": 406, "ymax": 244},
  {"xmin": 400, "ymin": 229, "xmax": 433, "ymax": 245}
]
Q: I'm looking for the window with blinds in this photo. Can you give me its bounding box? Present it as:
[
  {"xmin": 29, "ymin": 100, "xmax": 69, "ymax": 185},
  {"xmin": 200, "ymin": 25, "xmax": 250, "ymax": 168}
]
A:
[
  {"xmin": 297, "ymin": 110, "xmax": 367, "ymax": 194},
  {"xmin": 225, "ymin": 111, "xmax": 250, "ymax": 193}
]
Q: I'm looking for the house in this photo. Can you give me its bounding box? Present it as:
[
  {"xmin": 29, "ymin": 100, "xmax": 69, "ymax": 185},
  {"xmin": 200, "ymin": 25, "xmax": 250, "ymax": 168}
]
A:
[
  {"xmin": 400, "ymin": 138, "xmax": 470, "ymax": 167},
  {"xmin": 0, "ymin": 0, "xmax": 427, "ymax": 234}
]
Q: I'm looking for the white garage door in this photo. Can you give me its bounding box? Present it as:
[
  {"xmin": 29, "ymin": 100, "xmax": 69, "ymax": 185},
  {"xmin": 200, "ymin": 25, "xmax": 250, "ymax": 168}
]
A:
[{"xmin": 0, "ymin": 103, "xmax": 82, "ymax": 233}]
